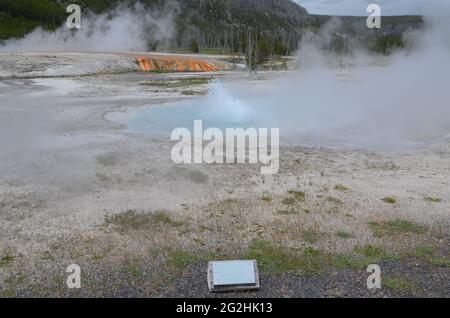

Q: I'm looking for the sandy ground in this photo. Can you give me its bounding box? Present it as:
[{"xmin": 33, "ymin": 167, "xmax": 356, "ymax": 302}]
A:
[
  {"xmin": 0, "ymin": 52, "xmax": 240, "ymax": 79},
  {"xmin": 0, "ymin": 62, "xmax": 449, "ymax": 297},
  {"xmin": 0, "ymin": 53, "xmax": 140, "ymax": 78}
]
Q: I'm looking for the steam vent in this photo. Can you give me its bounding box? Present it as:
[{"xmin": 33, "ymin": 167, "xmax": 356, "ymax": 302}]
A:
[{"xmin": 133, "ymin": 54, "xmax": 230, "ymax": 72}]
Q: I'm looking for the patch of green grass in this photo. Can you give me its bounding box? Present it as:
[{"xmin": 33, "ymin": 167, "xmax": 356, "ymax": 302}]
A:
[
  {"xmin": 386, "ymin": 219, "xmax": 427, "ymax": 233},
  {"xmin": 407, "ymin": 246, "xmax": 450, "ymax": 268},
  {"xmin": 326, "ymin": 196, "xmax": 343, "ymax": 205},
  {"xmin": 261, "ymin": 194, "xmax": 272, "ymax": 203},
  {"xmin": 0, "ymin": 254, "xmax": 14, "ymax": 267},
  {"xmin": 104, "ymin": 209, "xmax": 151, "ymax": 229},
  {"xmin": 407, "ymin": 246, "xmax": 435, "ymax": 258},
  {"xmin": 246, "ymin": 239, "xmax": 327, "ymax": 275},
  {"xmin": 368, "ymin": 221, "xmax": 384, "ymax": 237},
  {"xmin": 281, "ymin": 197, "xmax": 296, "ymax": 205},
  {"xmin": 91, "ymin": 254, "xmax": 105, "ymax": 261},
  {"xmin": 384, "ymin": 276, "xmax": 420, "ymax": 294},
  {"xmin": 382, "ymin": 196, "xmax": 396, "ymax": 204},
  {"xmin": 334, "ymin": 184, "xmax": 349, "ymax": 191},
  {"xmin": 336, "ymin": 231, "xmax": 354, "ymax": 239},
  {"xmin": 354, "ymin": 245, "xmax": 389, "ymax": 259},
  {"xmin": 123, "ymin": 260, "xmax": 143, "ymax": 279},
  {"xmin": 0, "ymin": 289, "xmax": 15, "ymax": 298},
  {"xmin": 287, "ymin": 190, "xmax": 306, "ymax": 202},
  {"xmin": 41, "ymin": 251, "xmax": 54, "ymax": 262},
  {"xmin": 104, "ymin": 210, "xmax": 183, "ymax": 230},
  {"xmin": 331, "ymin": 254, "xmax": 368, "ymax": 270},
  {"xmin": 424, "ymin": 196, "xmax": 442, "ymax": 203},
  {"xmin": 277, "ymin": 209, "xmax": 298, "ymax": 215},
  {"xmin": 333, "ymin": 245, "xmax": 395, "ymax": 270},
  {"xmin": 302, "ymin": 229, "xmax": 321, "ymax": 244},
  {"xmin": 427, "ymin": 256, "xmax": 450, "ymax": 268},
  {"xmin": 369, "ymin": 219, "xmax": 427, "ymax": 237},
  {"xmin": 151, "ymin": 211, "xmax": 183, "ymax": 227},
  {"xmin": 245, "ymin": 241, "xmax": 433, "ymax": 275},
  {"xmin": 167, "ymin": 250, "xmax": 198, "ymax": 271}
]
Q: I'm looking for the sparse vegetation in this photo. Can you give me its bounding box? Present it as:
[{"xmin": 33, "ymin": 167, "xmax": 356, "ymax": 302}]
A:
[
  {"xmin": 365, "ymin": 161, "xmax": 400, "ymax": 171},
  {"xmin": 0, "ymin": 288, "xmax": 15, "ymax": 298},
  {"xmin": 336, "ymin": 231, "xmax": 354, "ymax": 239},
  {"xmin": 331, "ymin": 254, "xmax": 366, "ymax": 270},
  {"xmin": 302, "ymin": 229, "xmax": 321, "ymax": 244},
  {"xmin": 383, "ymin": 276, "xmax": 420, "ymax": 294},
  {"xmin": 326, "ymin": 196, "xmax": 343, "ymax": 205},
  {"xmin": 424, "ymin": 196, "xmax": 442, "ymax": 203},
  {"xmin": 382, "ymin": 196, "xmax": 397, "ymax": 204},
  {"xmin": 166, "ymin": 250, "xmax": 198, "ymax": 271},
  {"xmin": 354, "ymin": 245, "xmax": 389, "ymax": 259},
  {"xmin": 408, "ymin": 246, "xmax": 435, "ymax": 258},
  {"xmin": 302, "ymin": 208, "xmax": 311, "ymax": 214},
  {"xmin": 41, "ymin": 251, "xmax": 54, "ymax": 262},
  {"xmin": 331, "ymin": 245, "xmax": 394, "ymax": 270},
  {"xmin": 408, "ymin": 247, "xmax": 450, "ymax": 268},
  {"xmin": 0, "ymin": 254, "xmax": 14, "ymax": 267},
  {"xmin": 277, "ymin": 209, "xmax": 298, "ymax": 215},
  {"xmin": 369, "ymin": 219, "xmax": 427, "ymax": 237},
  {"xmin": 246, "ymin": 239, "xmax": 327, "ymax": 275},
  {"xmin": 261, "ymin": 194, "xmax": 272, "ymax": 203},
  {"xmin": 287, "ymin": 190, "xmax": 306, "ymax": 202},
  {"xmin": 427, "ymin": 257, "xmax": 450, "ymax": 268},
  {"xmin": 246, "ymin": 240, "xmax": 421, "ymax": 276},
  {"xmin": 104, "ymin": 209, "xmax": 183, "ymax": 231},
  {"xmin": 334, "ymin": 184, "xmax": 349, "ymax": 192},
  {"xmin": 282, "ymin": 197, "xmax": 296, "ymax": 205},
  {"xmin": 123, "ymin": 259, "xmax": 143, "ymax": 279},
  {"xmin": 152, "ymin": 211, "xmax": 183, "ymax": 226},
  {"xmin": 104, "ymin": 209, "xmax": 151, "ymax": 229}
]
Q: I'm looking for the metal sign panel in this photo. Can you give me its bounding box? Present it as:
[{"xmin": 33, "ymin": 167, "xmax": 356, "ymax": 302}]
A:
[{"xmin": 208, "ymin": 260, "xmax": 260, "ymax": 292}]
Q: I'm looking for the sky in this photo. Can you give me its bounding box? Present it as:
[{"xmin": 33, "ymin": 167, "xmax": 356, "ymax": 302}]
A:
[{"xmin": 294, "ymin": 0, "xmax": 447, "ymax": 16}]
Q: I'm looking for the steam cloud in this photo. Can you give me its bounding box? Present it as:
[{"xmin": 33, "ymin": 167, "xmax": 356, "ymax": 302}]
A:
[
  {"xmin": 1, "ymin": 2, "xmax": 449, "ymax": 150},
  {"xmin": 0, "ymin": 3, "xmax": 175, "ymax": 52},
  {"xmin": 208, "ymin": 7, "xmax": 450, "ymax": 149}
]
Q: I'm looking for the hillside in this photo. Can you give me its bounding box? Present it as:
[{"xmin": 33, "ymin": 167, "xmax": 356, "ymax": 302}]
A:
[
  {"xmin": 0, "ymin": 0, "xmax": 423, "ymax": 55},
  {"xmin": 0, "ymin": 0, "xmax": 310, "ymax": 40}
]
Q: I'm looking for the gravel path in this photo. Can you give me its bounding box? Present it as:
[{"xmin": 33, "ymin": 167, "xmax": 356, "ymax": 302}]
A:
[{"xmin": 160, "ymin": 260, "xmax": 450, "ymax": 298}]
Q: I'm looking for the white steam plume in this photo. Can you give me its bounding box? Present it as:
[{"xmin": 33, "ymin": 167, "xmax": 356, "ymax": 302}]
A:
[
  {"xmin": 207, "ymin": 5, "xmax": 450, "ymax": 149},
  {"xmin": 0, "ymin": 3, "xmax": 176, "ymax": 53}
]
